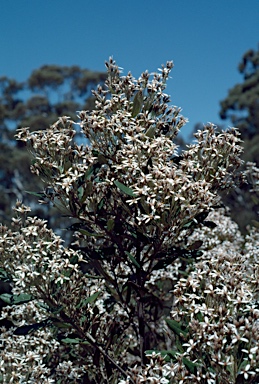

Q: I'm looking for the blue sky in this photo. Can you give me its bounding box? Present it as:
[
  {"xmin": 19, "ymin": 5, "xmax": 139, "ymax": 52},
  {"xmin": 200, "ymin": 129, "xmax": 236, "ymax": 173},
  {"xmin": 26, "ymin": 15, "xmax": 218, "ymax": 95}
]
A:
[{"xmin": 1, "ymin": 0, "xmax": 259, "ymax": 138}]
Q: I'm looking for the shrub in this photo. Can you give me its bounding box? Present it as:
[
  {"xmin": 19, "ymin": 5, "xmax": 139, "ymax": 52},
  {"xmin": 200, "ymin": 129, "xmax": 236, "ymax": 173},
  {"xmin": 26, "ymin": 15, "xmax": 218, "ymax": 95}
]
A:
[{"xmin": 0, "ymin": 58, "xmax": 255, "ymax": 383}]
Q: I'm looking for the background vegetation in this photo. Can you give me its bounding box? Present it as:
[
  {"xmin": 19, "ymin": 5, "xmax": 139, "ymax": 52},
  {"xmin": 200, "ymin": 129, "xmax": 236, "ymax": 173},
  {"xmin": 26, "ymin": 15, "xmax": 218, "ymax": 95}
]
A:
[{"xmin": 0, "ymin": 66, "xmax": 106, "ymax": 230}]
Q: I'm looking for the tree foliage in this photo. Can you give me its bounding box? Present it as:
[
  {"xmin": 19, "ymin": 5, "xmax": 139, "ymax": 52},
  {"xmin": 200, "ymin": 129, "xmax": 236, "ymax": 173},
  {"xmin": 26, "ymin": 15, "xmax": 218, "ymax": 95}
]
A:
[
  {"xmin": 220, "ymin": 47, "xmax": 259, "ymax": 142},
  {"xmin": 0, "ymin": 65, "xmax": 106, "ymax": 227},
  {"xmin": 0, "ymin": 65, "xmax": 106, "ymax": 135},
  {"xmin": 219, "ymin": 46, "xmax": 259, "ymax": 233}
]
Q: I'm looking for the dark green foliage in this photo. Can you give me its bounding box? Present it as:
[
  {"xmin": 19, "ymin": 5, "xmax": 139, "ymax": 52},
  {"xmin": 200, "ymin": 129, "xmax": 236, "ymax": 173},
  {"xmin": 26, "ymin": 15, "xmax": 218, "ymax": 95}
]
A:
[
  {"xmin": 220, "ymin": 48, "xmax": 259, "ymax": 141},
  {"xmin": 0, "ymin": 293, "xmax": 33, "ymax": 306},
  {"xmin": 219, "ymin": 46, "xmax": 259, "ymax": 233},
  {"xmin": 13, "ymin": 319, "xmax": 51, "ymax": 336},
  {"xmin": 131, "ymin": 90, "xmax": 144, "ymax": 117}
]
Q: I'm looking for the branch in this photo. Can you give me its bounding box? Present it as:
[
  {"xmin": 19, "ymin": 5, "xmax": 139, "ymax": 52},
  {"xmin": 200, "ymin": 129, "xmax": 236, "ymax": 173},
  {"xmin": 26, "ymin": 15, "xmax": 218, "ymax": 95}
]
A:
[
  {"xmin": 60, "ymin": 310, "xmax": 134, "ymax": 383},
  {"xmin": 40, "ymin": 290, "xmax": 134, "ymax": 383}
]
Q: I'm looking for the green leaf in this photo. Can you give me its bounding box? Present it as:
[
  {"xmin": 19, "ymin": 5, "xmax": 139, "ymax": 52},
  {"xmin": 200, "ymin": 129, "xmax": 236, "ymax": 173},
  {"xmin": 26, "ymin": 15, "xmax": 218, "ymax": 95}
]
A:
[
  {"xmin": 52, "ymin": 321, "xmax": 71, "ymax": 329},
  {"xmin": 125, "ymin": 251, "xmax": 141, "ymax": 269},
  {"xmin": 132, "ymin": 90, "xmax": 143, "ymax": 117},
  {"xmin": 145, "ymin": 126, "xmax": 156, "ymax": 138},
  {"xmin": 138, "ymin": 198, "xmax": 150, "ymax": 214},
  {"xmin": 107, "ymin": 219, "xmax": 115, "ymax": 232},
  {"xmin": 84, "ymin": 166, "xmax": 94, "ymax": 180},
  {"xmin": 0, "ymin": 293, "xmax": 12, "ymax": 304},
  {"xmin": 77, "ymin": 186, "xmax": 84, "ymax": 199},
  {"xmin": 143, "ymin": 93, "xmax": 155, "ymax": 112},
  {"xmin": 182, "ymin": 357, "xmax": 198, "ymax": 374},
  {"xmin": 183, "ymin": 220, "xmax": 195, "ymax": 229},
  {"xmin": 188, "ymin": 240, "xmax": 203, "ymax": 251},
  {"xmin": 82, "ymin": 181, "xmax": 93, "ymax": 197},
  {"xmin": 183, "ymin": 212, "xmax": 211, "ymax": 229},
  {"xmin": 69, "ymin": 195, "xmax": 78, "ymax": 216},
  {"xmin": 79, "ymin": 229, "xmax": 102, "ymax": 237},
  {"xmin": 196, "ymin": 311, "xmax": 204, "ymax": 322},
  {"xmin": 24, "ymin": 190, "xmax": 45, "ymax": 198},
  {"xmin": 92, "ymin": 149, "xmax": 99, "ymax": 156},
  {"xmin": 97, "ymin": 198, "xmax": 105, "ymax": 211},
  {"xmin": 251, "ymin": 220, "xmax": 259, "ymax": 228},
  {"xmin": 85, "ymin": 291, "xmax": 100, "ymax": 304},
  {"xmin": 114, "ymin": 180, "xmax": 136, "ymax": 197},
  {"xmin": 97, "ymin": 154, "xmax": 107, "ymax": 164},
  {"xmin": 80, "ymin": 316, "xmax": 87, "ymax": 327},
  {"xmin": 68, "ymin": 223, "xmax": 102, "ymax": 237},
  {"xmin": 61, "ymin": 338, "xmax": 82, "ymax": 344},
  {"xmin": 125, "ymin": 283, "xmax": 132, "ymax": 305},
  {"xmin": 0, "ymin": 293, "xmax": 33, "ymax": 305},
  {"xmin": 166, "ymin": 319, "xmax": 188, "ymax": 339},
  {"xmin": 203, "ymin": 220, "xmax": 217, "ymax": 229},
  {"xmin": 50, "ymin": 305, "xmax": 64, "ymax": 315},
  {"xmin": 175, "ymin": 338, "xmax": 185, "ymax": 354},
  {"xmin": 13, "ymin": 293, "xmax": 33, "ymax": 305},
  {"xmin": 70, "ymin": 255, "xmax": 79, "ymax": 264},
  {"xmin": 0, "ymin": 268, "xmax": 10, "ymax": 281},
  {"xmin": 76, "ymin": 291, "xmax": 100, "ymax": 308},
  {"xmin": 194, "ymin": 211, "xmax": 209, "ymax": 223},
  {"xmin": 0, "ymin": 282, "xmax": 11, "ymax": 299},
  {"xmin": 14, "ymin": 320, "xmax": 50, "ymax": 335},
  {"xmin": 236, "ymin": 359, "xmax": 249, "ymax": 374},
  {"xmin": 67, "ymin": 222, "xmax": 84, "ymax": 231}
]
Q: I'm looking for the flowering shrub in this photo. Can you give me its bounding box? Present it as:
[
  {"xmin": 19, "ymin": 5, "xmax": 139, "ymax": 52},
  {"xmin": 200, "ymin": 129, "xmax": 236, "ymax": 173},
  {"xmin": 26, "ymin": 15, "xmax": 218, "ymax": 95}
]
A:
[
  {"xmin": 0, "ymin": 58, "xmax": 256, "ymax": 383},
  {"xmin": 168, "ymin": 209, "xmax": 259, "ymax": 383},
  {"xmin": 118, "ymin": 209, "xmax": 259, "ymax": 384}
]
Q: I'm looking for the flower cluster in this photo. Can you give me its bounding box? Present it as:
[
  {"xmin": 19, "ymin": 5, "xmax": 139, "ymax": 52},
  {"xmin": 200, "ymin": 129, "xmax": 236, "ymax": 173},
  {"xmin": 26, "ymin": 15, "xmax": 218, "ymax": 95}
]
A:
[
  {"xmin": 166, "ymin": 209, "xmax": 259, "ymax": 383},
  {"xmin": 15, "ymin": 59, "xmax": 244, "ymax": 268},
  {"xmin": 0, "ymin": 202, "xmax": 131, "ymax": 383},
  {"xmin": 0, "ymin": 59, "xmax": 249, "ymax": 383},
  {"xmin": 122, "ymin": 210, "xmax": 259, "ymax": 383}
]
